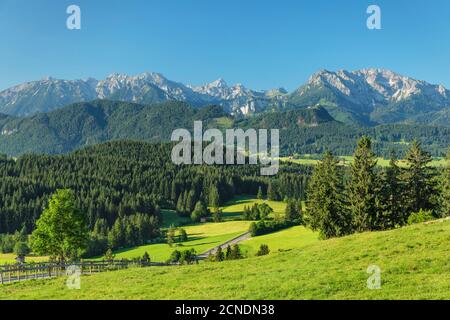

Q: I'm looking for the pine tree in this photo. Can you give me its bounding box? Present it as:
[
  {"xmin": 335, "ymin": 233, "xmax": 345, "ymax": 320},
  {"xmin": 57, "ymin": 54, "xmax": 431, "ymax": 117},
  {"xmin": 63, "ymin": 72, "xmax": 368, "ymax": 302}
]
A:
[
  {"xmin": 191, "ymin": 200, "xmax": 208, "ymax": 222},
  {"xmin": 167, "ymin": 225, "xmax": 176, "ymax": 247},
  {"xmin": 230, "ymin": 244, "xmax": 243, "ymax": 260},
  {"xmin": 142, "ymin": 251, "xmax": 151, "ymax": 263},
  {"xmin": 176, "ymin": 193, "xmax": 185, "ymax": 215},
  {"xmin": 243, "ymin": 206, "xmax": 252, "ymax": 220},
  {"xmin": 285, "ymin": 199, "xmax": 303, "ymax": 223},
  {"xmin": 251, "ymin": 203, "xmax": 260, "ymax": 220},
  {"xmin": 225, "ymin": 245, "xmax": 232, "ymax": 260},
  {"xmin": 402, "ymin": 140, "xmax": 434, "ymax": 217},
  {"xmin": 439, "ymin": 148, "xmax": 450, "ymax": 217},
  {"xmin": 104, "ymin": 248, "xmax": 115, "ymax": 261},
  {"xmin": 267, "ymin": 182, "xmax": 278, "ymax": 201},
  {"xmin": 179, "ymin": 228, "xmax": 188, "ymax": 242},
  {"xmin": 256, "ymin": 244, "xmax": 270, "ymax": 256},
  {"xmin": 307, "ymin": 151, "xmax": 350, "ymax": 239},
  {"xmin": 348, "ymin": 137, "xmax": 380, "ymax": 232},
  {"xmin": 209, "ymin": 185, "xmax": 220, "ymax": 208},
  {"xmin": 14, "ymin": 225, "xmax": 28, "ymax": 243},
  {"xmin": 257, "ymin": 187, "xmax": 264, "ymax": 200},
  {"xmin": 186, "ymin": 189, "xmax": 196, "ymax": 213},
  {"xmin": 215, "ymin": 246, "xmax": 224, "ymax": 262},
  {"xmin": 295, "ymin": 200, "xmax": 303, "ymax": 224},
  {"xmin": 171, "ymin": 181, "xmax": 177, "ymax": 202},
  {"xmin": 380, "ymin": 151, "xmax": 404, "ymax": 228},
  {"xmin": 285, "ymin": 199, "xmax": 296, "ymax": 222},
  {"xmin": 212, "ymin": 208, "xmax": 223, "ymax": 222}
]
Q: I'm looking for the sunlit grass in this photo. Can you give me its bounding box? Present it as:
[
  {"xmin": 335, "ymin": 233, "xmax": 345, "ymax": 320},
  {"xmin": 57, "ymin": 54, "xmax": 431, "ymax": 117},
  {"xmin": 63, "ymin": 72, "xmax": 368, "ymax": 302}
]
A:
[
  {"xmin": 240, "ymin": 226, "xmax": 319, "ymax": 257},
  {"xmin": 282, "ymin": 156, "xmax": 447, "ymax": 168},
  {"xmin": 3, "ymin": 220, "xmax": 449, "ymax": 300},
  {"xmin": 96, "ymin": 221, "xmax": 251, "ymax": 262},
  {"xmin": 0, "ymin": 254, "xmax": 48, "ymax": 265},
  {"xmin": 220, "ymin": 195, "xmax": 286, "ymax": 220}
]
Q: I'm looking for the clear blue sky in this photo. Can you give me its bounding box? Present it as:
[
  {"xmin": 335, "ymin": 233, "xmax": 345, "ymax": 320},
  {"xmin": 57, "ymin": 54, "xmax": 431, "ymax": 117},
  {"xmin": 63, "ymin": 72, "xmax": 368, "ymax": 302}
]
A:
[{"xmin": 0, "ymin": 0, "xmax": 449, "ymax": 91}]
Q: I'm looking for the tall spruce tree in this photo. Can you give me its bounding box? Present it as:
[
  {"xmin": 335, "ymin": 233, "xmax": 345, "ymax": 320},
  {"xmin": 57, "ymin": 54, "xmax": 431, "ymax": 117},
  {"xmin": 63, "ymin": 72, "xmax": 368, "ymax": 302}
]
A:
[
  {"xmin": 380, "ymin": 151, "xmax": 404, "ymax": 228},
  {"xmin": 209, "ymin": 185, "xmax": 220, "ymax": 208},
  {"xmin": 215, "ymin": 246, "xmax": 225, "ymax": 262},
  {"xmin": 285, "ymin": 199, "xmax": 296, "ymax": 222},
  {"xmin": 186, "ymin": 189, "xmax": 196, "ymax": 213},
  {"xmin": 307, "ymin": 151, "xmax": 350, "ymax": 239},
  {"xmin": 267, "ymin": 182, "xmax": 278, "ymax": 201},
  {"xmin": 348, "ymin": 137, "xmax": 380, "ymax": 232},
  {"xmin": 285, "ymin": 199, "xmax": 302, "ymax": 223},
  {"xmin": 257, "ymin": 187, "xmax": 264, "ymax": 200},
  {"xmin": 402, "ymin": 140, "xmax": 434, "ymax": 216},
  {"xmin": 167, "ymin": 225, "xmax": 176, "ymax": 247},
  {"xmin": 439, "ymin": 148, "xmax": 450, "ymax": 217}
]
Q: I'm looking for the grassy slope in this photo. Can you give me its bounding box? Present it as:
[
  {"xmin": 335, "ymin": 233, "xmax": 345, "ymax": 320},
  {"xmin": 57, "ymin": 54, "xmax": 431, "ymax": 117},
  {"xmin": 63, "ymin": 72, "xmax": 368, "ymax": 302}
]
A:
[
  {"xmin": 100, "ymin": 196, "xmax": 286, "ymax": 261},
  {"xmin": 240, "ymin": 226, "xmax": 318, "ymax": 257},
  {"xmin": 2, "ymin": 220, "xmax": 449, "ymax": 300},
  {"xmin": 221, "ymin": 195, "xmax": 286, "ymax": 220},
  {"xmin": 101, "ymin": 221, "xmax": 251, "ymax": 262},
  {"xmin": 0, "ymin": 254, "xmax": 48, "ymax": 265}
]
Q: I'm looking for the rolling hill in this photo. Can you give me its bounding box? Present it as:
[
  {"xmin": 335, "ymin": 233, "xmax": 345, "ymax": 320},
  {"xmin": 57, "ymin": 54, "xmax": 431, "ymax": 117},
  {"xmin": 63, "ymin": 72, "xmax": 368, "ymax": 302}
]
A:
[{"xmin": 1, "ymin": 219, "xmax": 449, "ymax": 299}]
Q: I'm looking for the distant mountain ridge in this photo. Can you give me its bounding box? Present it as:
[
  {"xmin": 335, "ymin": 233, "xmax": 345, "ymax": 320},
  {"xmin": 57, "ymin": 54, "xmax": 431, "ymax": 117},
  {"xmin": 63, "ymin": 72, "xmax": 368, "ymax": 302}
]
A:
[{"xmin": 0, "ymin": 69, "xmax": 449, "ymax": 127}]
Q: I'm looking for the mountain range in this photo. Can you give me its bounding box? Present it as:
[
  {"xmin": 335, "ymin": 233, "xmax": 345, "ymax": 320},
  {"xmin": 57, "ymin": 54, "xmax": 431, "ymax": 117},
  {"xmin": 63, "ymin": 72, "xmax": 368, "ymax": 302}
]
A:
[{"xmin": 1, "ymin": 69, "xmax": 449, "ymax": 126}]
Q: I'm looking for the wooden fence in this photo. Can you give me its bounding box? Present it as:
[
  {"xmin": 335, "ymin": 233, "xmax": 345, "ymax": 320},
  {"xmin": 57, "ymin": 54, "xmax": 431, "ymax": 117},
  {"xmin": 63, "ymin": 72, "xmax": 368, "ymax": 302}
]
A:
[{"xmin": 0, "ymin": 260, "xmax": 170, "ymax": 285}]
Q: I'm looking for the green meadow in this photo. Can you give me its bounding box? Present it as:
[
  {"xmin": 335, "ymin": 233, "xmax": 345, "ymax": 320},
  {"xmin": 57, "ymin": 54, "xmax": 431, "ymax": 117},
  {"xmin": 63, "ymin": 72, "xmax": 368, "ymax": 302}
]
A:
[
  {"xmin": 240, "ymin": 226, "xmax": 318, "ymax": 257},
  {"xmin": 2, "ymin": 219, "xmax": 449, "ymax": 300},
  {"xmin": 0, "ymin": 254, "xmax": 48, "ymax": 265},
  {"xmin": 220, "ymin": 195, "xmax": 287, "ymax": 220},
  {"xmin": 98, "ymin": 220, "xmax": 251, "ymax": 262},
  {"xmin": 282, "ymin": 155, "xmax": 447, "ymax": 167}
]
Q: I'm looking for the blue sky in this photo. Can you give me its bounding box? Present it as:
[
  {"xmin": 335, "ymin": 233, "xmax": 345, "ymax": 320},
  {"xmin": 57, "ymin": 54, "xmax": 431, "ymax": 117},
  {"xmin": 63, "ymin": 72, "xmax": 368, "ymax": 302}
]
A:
[{"xmin": 0, "ymin": 0, "xmax": 449, "ymax": 91}]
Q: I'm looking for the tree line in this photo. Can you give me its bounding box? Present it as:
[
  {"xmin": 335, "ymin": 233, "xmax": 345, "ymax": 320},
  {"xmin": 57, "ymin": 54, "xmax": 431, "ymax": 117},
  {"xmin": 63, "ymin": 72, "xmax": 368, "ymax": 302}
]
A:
[
  {"xmin": 307, "ymin": 138, "xmax": 450, "ymax": 239},
  {"xmin": 0, "ymin": 140, "xmax": 310, "ymax": 256}
]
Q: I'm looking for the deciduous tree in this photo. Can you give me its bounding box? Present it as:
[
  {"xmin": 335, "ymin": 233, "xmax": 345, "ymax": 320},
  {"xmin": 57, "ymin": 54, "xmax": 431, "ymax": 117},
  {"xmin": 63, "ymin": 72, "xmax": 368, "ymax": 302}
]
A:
[{"xmin": 31, "ymin": 189, "xmax": 88, "ymax": 263}]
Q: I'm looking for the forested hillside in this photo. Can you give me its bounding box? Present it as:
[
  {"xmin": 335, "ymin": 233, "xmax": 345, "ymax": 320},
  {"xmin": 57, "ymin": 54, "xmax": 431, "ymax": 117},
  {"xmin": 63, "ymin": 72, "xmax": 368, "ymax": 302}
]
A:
[
  {"xmin": 0, "ymin": 100, "xmax": 448, "ymax": 157},
  {"xmin": 0, "ymin": 141, "xmax": 309, "ymax": 236}
]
